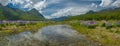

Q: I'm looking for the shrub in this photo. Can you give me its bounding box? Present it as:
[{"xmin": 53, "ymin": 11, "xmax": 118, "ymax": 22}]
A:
[
  {"xmin": 0, "ymin": 27, "xmax": 2, "ymax": 30},
  {"xmin": 102, "ymin": 23, "xmax": 113, "ymax": 29},
  {"xmin": 101, "ymin": 21, "xmax": 115, "ymax": 29},
  {"xmin": 0, "ymin": 24, "xmax": 5, "ymax": 27}
]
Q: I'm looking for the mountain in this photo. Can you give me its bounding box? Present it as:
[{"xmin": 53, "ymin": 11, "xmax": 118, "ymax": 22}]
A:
[
  {"xmin": 51, "ymin": 16, "xmax": 68, "ymax": 21},
  {"xmin": 86, "ymin": 10, "xmax": 95, "ymax": 14},
  {"xmin": 0, "ymin": 3, "xmax": 45, "ymax": 20},
  {"xmin": 0, "ymin": 4, "xmax": 2, "ymax": 7},
  {"xmin": 65, "ymin": 7, "xmax": 120, "ymax": 21},
  {"xmin": 7, "ymin": 3, "xmax": 29, "ymax": 11}
]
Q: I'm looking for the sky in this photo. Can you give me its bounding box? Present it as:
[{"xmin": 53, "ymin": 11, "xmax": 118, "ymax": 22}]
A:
[{"xmin": 0, "ymin": 0, "xmax": 120, "ymax": 19}]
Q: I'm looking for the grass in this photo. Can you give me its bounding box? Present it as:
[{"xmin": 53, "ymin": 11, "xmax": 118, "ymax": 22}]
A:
[
  {"xmin": 0, "ymin": 20, "xmax": 120, "ymax": 46},
  {"xmin": 65, "ymin": 20, "xmax": 120, "ymax": 46}
]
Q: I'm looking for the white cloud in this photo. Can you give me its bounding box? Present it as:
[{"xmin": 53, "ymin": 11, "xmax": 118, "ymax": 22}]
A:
[
  {"xmin": 23, "ymin": 3, "xmax": 31, "ymax": 8},
  {"xmin": 112, "ymin": 0, "xmax": 120, "ymax": 7},
  {"xmin": 0, "ymin": 0, "xmax": 10, "ymax": 6},
  {"xmin": 0, "ymin": 0, "xmax": 100, "ymax": 19},
  {"xmin": 2, "ymin": 0, "xmax": 120, "ymax": 19},
  {"xmin": 33, "ymin": 0, "xmax": 46, "ymax": 11},
  {"xmin": 99, "ymin": 0, "xmax": 113, "ymax": 7},
  {"xmin": 45, "ymin": 2, "xmax": 98, "ymax": 19},
  {"xmin": 50, "ymin": 7, "xmax": 73, "ymax": 18},
  {"xmin": 81, "ymin": 0, "xmax": 100, "ymax": 1},
  {"xmin": 91, "ymin": 3, "xmax": 98, "ymax": 8},
  {"xmin": 11, "ymin": 0, "xmax": 24, "ymax": 4},
  {"xmin": 100, "ymin": 0, "xmax": 120, "ymax": 7},
  {"xmin": 47, "ymin": 6, "xmax": 93, "ymax": 19}
]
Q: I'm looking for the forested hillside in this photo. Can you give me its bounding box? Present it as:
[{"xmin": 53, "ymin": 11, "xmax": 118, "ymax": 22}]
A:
[
  {"xmin": 65, "ymin": 8, "xmax": 120, "ymax": 21},
  {"xmin": 0, "ymin": 4, "xmax": 45, "ymax": 20}
]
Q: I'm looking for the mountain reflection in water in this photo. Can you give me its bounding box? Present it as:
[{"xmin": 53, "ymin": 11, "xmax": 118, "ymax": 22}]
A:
[{"xmin": 5, "ymin": 25, "xmax": 99, "ymax": 46}]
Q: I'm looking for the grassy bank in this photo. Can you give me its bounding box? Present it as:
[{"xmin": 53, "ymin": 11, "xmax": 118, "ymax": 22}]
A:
[
  {"xmin": 0, "ymin": 21, "xmax": 58, "ymax": 36},
  {"xmin": 63, "ymin": 20, "xmax": 120, "ymax": 46}
]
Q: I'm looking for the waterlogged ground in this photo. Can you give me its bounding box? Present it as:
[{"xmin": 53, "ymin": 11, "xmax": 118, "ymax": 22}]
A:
[{"xmin": 0, "ymin": 25, "xmax": 99, "ymax": 46}]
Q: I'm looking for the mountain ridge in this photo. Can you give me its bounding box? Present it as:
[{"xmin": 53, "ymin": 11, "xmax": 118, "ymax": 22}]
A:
[{"xmin": 0, "ymin": 3, "xmax": 45, "ymax": 20}]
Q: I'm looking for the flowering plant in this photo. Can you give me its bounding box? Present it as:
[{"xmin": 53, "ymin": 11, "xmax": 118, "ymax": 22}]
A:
[
  {"xmin": 115, "ymin": 21, "xmax": 120, "ymax": 27},
  {"xmin": 82, "ymin": 21, "xmax": 97, "ymax": 29}
]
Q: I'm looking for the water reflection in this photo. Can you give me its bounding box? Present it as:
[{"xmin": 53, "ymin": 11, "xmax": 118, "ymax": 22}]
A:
[{"xmin": 6, "ymin": 25, "xmax": 98, "ymax": 46}]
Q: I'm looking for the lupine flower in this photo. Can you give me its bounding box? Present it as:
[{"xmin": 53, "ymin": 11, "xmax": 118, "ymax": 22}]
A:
[
  {"xmin": 115, "ymin": 21, "xmax": 120, "ymax": 27},
  {"xmin": 0, "ymin": 21, "xmax": 3, "ymax": 24},
  {"xmin": 82, "ymin": 21, "xmax": 97, "ymax": 29}
]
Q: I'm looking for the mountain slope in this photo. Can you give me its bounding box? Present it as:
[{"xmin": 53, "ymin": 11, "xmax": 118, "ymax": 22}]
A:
[
  {"xmin": 65, "ymin": 8, "xmax": 120, "ymax": 21},
  {"xmin": 0, "ymin": 4, "xmax": 45, "ymax": 20}
]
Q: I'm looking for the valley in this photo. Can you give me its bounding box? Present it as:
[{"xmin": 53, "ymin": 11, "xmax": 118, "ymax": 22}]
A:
[
  {"xmin": 0, "ymin": 20, "xmax": 120, "ymax": 46},
  {"xmin": 0, "ymin": 1, "xmax": 120, "ymax": 46}
]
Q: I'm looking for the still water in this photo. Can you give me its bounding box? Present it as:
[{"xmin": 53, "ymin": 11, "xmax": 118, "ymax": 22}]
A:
[{"xmin": 1, "ymin": 25, "xmax": 99, "ymax": 46}]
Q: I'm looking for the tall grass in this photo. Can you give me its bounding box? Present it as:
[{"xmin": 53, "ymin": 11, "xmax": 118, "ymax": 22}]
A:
[{"xmin": 65, "ymin": 21, "xmax": 120, "ymax": 46}]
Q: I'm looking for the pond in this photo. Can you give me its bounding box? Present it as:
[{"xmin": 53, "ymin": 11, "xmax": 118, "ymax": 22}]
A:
[{"xmin": 0, "ymin": 25, "xmax": 99, "ymax": 46}]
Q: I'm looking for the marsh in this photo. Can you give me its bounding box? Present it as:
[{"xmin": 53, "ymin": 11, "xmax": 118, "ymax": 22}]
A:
[{"xmin": 0, "ymin": 25, "xmax": 99, "ymax": 46}]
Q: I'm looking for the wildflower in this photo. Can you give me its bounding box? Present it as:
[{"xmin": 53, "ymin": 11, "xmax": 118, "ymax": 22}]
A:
[
  {"xmin": 115, "ymin": 21, "xmax": 120, "ymax": 27},
  {"xmin": 0, "ymin": 21, "xmax": 3, "ymax": 24},
  {"xmin": 82, "ymin": 21, "xmax": 97, "ymax": 29}
]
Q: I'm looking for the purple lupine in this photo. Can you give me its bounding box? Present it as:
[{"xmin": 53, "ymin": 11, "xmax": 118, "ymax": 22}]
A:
[
  {"xmin": 115, "ymin": 22, "xmax": 120, "ymax": 25},
  {"xmin": 88, "ymin": 21, "xmax": 96, "ymax": 25},
  {"xmin": 0, "ymin": 21, "xmax": 3, "ymax": 24},
  {"xmin": 82, "ymin": 21, "xmax": 97, "ymax": 28},
  {"xmin": 82, "ymin": 21, "xmax": 96, "ymax": 25},
  {"xmin": 115, "ymin": 21, "xmax": 120, "ymax": 27},
  {"xmin": 3, "ymin": 20, "xmax": 8, "ymax": 24}
]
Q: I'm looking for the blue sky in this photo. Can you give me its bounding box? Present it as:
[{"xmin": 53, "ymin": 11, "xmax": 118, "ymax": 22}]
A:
[{"xmin": 0, "ymin": 0, "xmax": 120, "ymax": 19}]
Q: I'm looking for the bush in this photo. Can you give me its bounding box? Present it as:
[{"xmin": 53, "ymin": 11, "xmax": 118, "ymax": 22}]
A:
[
  {"xmin": 0, "ymin": 24, "xmax": 5, "ymax": 27},
  {"xmin": 0, "ymin": 27, "xmax": 2, "ymax": 30},
  {"xmin": 101, "ymin": 22, "xmax": 114, "ymax": 29},
  {"xmin": 105, "ymin": 23, "xmax": 113, "ymax": 29},
  {"xmin": 17, "ymin": 23, "xmax": 26, "ymax": 26}
]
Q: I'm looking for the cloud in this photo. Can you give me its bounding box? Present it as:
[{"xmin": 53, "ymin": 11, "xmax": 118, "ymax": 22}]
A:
[
  {"xmin": 0, "ymin": 0, "xmax": 101, "ymax": 19},
  {"xmin": 100, "ymin": 0, "xmax": 120, "ymax": 7},
  {"xmin": 112, "ymin": 0, "xmax": 120, "ymax": 7},
  {"xmin": 47, "ymin": 2, "xmax": 99, "ymax": 19},
  {"xmin": 0, "ymin": 0, "xmax": 100, "ymax": 19},
  {"xmin": 0, "ymin": 0, "xmax": 10, "ymax": 6},
  {"xmin": 11, "ymin": 0, "xmax": 33, "ymax": 9},
  {"xmin": 99, "ymin": 0, "xmax": 113, "ymax": 7},
  {"xmin": 47, "ymin": 4, "xmax": 96, "ymax": 19},
  {"xmin": 49, "ymin": 7, "xmax": 73, "ymax": 18},
  {"xmin": 43, "ymin": 0, "xmax": 100, "ymax": 19},
  {"xmin": 11, "ymin": 0, "xmax": 47, "ymax": 11},
  {"xmin": 33, "ymin": 0, "xmax": 46, "ymax": 11},
  {"xmin": 91, "ymin": 3, "xmax": 98, "ymax": 8},
  {"xmin": 80, "ymin": 0, "xmax": 100, "ymax": 1},
  {"xmin": 4, "ymin": 0, "xmax": 120, "ymax": 19}
]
